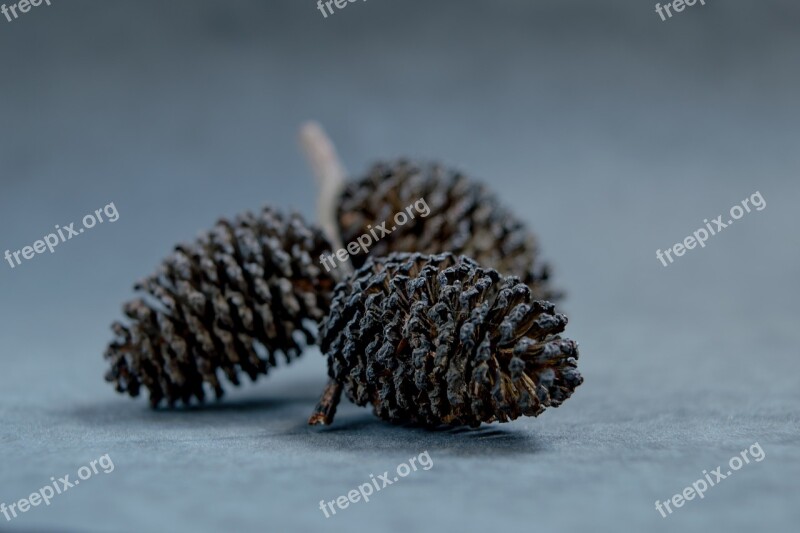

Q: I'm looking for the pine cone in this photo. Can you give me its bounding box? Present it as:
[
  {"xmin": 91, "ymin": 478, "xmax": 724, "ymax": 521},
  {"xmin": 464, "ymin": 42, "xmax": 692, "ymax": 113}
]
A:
[
  {"xmin": 336, "ymin": 160, "xmax": 559, "ymax": 301},
  {"xmin": 104, "ymin": 207, "xmax": 337, "ymax": 408},
  {"xmin": 309, "ymin": 252, "xmax": 582, "ymax": 427}
]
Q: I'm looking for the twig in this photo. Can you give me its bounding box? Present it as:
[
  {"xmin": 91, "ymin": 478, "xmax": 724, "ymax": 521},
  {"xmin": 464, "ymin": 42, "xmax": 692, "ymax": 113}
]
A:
[
  {"xmin": 298, "ymin": 122, "xmax": 354, "ymax": 275},
  {"xmin": 308, "ymin": 379, "xmax": 343, "ymax": 426}
]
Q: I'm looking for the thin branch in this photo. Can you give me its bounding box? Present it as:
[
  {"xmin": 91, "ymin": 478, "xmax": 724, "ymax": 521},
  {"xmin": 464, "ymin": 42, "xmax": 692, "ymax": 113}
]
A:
[
  {"xmin": 308, "ymin": 379, "xmax": 343, "ymax": 426},
  {"xmin": 298, "ymin": 122, "xmax": 352, "ymax": 274}
]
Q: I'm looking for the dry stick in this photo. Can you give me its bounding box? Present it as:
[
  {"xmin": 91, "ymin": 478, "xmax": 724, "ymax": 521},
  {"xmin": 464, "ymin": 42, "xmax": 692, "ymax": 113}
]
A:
[
  {"xmin": 298, "ymin": 122, "xmax": 354, "ymax": 276},
  {"xmin": 308, "ymin": 379, "xmax": 344, "ymax": 426}
]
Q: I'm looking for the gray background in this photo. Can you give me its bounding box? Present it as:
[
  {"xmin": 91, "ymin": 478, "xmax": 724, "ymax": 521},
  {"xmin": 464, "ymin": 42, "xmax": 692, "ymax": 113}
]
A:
[{"xmin": 1, "ymin": 1, "xmax": 798, "ymax": 532}]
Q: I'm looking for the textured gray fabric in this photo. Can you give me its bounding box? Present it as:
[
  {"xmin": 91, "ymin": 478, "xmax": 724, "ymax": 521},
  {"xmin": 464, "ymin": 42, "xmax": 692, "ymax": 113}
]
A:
[{"xmin": 1, "ymin": 1, "xmax": 798, "ymax": 532}]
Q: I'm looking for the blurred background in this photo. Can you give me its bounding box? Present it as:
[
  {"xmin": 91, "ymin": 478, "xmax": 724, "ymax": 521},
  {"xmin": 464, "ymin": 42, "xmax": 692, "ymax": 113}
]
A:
[{"xmin": 0, "ymin": 1, "xmax": 798, "ymax": 532}]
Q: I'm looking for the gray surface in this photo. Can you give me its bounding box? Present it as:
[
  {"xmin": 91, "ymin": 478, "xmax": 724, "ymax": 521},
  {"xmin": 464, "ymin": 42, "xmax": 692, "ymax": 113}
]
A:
[{"xmin": 1, "ymin": 1, "xmax": 798, "ymax": 532}]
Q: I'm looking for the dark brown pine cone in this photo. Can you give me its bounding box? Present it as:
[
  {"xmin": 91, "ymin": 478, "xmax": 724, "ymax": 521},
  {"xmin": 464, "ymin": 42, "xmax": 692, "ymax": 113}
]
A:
[
  {"xmin": 309, "ymin": 252, "xmax": 582, "ymax": 428},
  {"xmin": 336, "ymin": 160, "xmax": 559, "ymax": 301},
  {"xmin": 104, "ymin": 207, "xmax": 337, "ymax": 408}
]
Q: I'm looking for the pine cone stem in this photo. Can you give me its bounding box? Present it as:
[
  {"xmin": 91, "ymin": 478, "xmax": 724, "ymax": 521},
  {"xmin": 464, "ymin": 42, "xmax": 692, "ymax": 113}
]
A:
[
  {"xmin": 308, "ymin": 379, "xmax": 344, "ymax": 426},
  {"xmin": 298, "ymin": 121, "xmax": 352, "ymax": 275}
]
